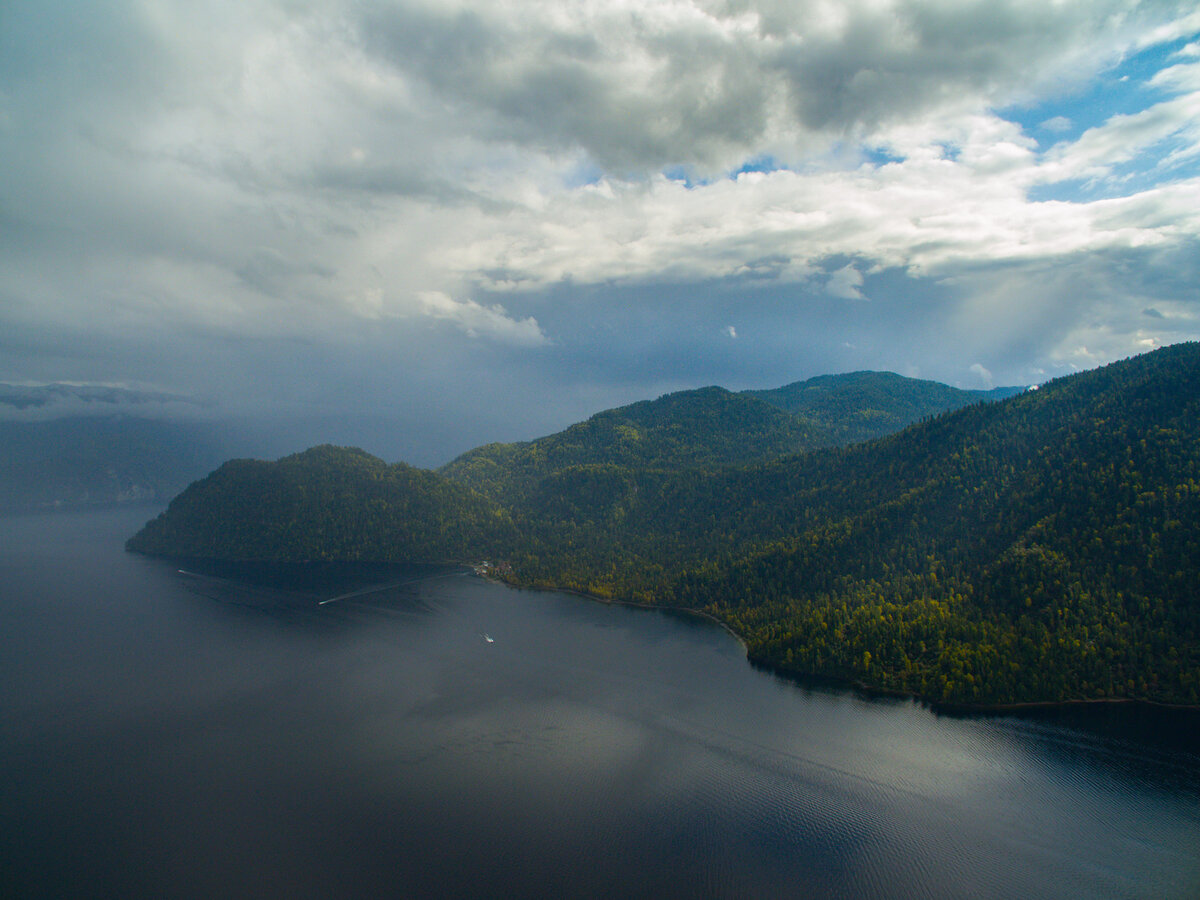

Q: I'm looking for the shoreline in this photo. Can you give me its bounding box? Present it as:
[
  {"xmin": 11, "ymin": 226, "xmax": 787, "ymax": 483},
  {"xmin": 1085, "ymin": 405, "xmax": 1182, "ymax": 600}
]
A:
[
  {"xmin": 517, "ymin": 581, "xmax": 749, "ymax": 652},
  {"xmin": 493, "ymin": 574, "xmax": 1200, "ymax": 716},
  {"xmin": 132, "ymin": 551, "xmax": 1200, "ymax": 717},
  {"xmin": 933, "ymin": 695, "xmax": 1200, "ymax": 713}
]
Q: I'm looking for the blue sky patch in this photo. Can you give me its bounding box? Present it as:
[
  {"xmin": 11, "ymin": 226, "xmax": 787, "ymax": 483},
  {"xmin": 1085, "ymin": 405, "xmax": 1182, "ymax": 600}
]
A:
[
  {"xmin": 999, "ymin": 35, "xmax": 1195, "ymax": 152},
  {"xmin": 733, "ymin": 155, "xmax": 787, "ymax": 176},
  {"xmin": 1030, "ymin": 132, "xmax": 1199, "ymax": 203},
  {"xmin": 861, "ymin": 146, "xmax": 906, "ymax": 167}
]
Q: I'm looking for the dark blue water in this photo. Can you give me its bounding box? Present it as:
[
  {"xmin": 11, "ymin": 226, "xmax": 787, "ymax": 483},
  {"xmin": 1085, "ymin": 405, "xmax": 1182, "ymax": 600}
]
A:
[{"xmin": 2, "ymin": 508, "xmax": 1198, "ymax": 899}]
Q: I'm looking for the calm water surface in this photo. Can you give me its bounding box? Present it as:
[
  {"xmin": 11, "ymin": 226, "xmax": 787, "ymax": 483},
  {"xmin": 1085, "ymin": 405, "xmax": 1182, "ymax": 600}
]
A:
[{"xmin": 2, "ymin": 508, "xmax": 1198, "ymax": 899}]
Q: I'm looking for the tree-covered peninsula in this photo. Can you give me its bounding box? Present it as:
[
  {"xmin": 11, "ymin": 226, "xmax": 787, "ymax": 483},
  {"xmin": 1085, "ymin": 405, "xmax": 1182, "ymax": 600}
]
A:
[
  {"xmin": 128, "ymin": 347, "xmax": 1200, "ymax": 707},
  {"xmin": 127, "ymin": 444, "xmax": 514, "ymax": 563}
]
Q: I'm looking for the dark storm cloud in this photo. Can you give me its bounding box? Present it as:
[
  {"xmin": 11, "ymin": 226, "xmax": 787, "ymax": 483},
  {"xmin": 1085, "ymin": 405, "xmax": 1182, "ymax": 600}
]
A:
[
  {"xmin": 496, "ymin": 237, "xmax": 1200, "ymax": 400},
  {"xmin": 355, "ymin": 0, "xmax": 1178, "ymax": 171},
  {"xmin": 356, "ymin": 0, "xmax": 771, "ymax": 171}
]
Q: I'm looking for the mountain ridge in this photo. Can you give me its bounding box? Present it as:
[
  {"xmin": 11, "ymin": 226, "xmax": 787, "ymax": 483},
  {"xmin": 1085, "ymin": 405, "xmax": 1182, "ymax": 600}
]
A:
[
  {"xmin": 125, "ymin": 348, "xmax": 1200, "ymax": 707},
  {"xmin": 744, "ymin": 370, "xmax": 1025, "ymax": 447},
  {"xmin": 440, "ymin": 370, "xmax": 1025, "ymax": 500}
]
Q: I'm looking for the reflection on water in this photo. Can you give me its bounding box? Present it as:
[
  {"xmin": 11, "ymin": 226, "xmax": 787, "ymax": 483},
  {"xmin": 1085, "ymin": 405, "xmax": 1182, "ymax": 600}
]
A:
[{"xmin": 2, "ymin": 508, "xmax": 1199, "ymax": 899}]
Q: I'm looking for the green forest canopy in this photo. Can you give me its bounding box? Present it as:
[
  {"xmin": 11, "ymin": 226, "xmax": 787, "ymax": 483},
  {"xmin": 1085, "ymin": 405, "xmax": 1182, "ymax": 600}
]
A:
[{"xmin": 128, "ymin": 348, "xmax": 1200, "ymax": 707}]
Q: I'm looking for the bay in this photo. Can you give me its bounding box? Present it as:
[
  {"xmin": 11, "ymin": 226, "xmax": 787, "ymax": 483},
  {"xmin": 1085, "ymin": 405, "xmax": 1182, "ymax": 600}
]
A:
[{"xmin": 1, "ymin": 508, "xmax": 1198, "ymax": 899}]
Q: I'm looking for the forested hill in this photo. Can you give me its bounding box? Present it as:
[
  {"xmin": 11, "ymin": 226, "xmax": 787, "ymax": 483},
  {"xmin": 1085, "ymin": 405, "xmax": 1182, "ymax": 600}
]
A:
[
  {"xmin": 127, "ymin": 346, "xmax": 1200, "ymax": 707},
  {"xmin": 126, "ymin": 445, "xmax": 513, "ymax": 562},
  {"xmin": 440, "ymin": 372, "xmax": 1023, "ymax": 500},
  {"xmin": 509, "ymin": 342, "xmax": 1200, "ymax": 706},
  {"xmin": 744, "ymin": 371, "xmax": 1025, "ymax": 447},
  {"xmin": 439, "ymin": 386, "xmax": 820, "ymax": 501}
]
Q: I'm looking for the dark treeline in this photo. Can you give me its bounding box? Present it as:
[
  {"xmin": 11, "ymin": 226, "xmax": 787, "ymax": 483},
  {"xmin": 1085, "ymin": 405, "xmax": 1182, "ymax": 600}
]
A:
[{"xmin": 128, "ymin": 347, "xmax": 1200, "ymax": 707}]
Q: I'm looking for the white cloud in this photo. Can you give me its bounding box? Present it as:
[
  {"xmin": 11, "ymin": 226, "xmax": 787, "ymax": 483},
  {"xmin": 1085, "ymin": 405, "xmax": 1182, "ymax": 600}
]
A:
[
  {"xmin": 1132, "ymin": 9, "xmax": 1200, "ymax": 51},
  {"xmin": 826, "ymin": 264, "xmax": 866, "ymax": 300},
  {"xmin": 416, "ymin": 292, "xmax": 548, "ymax": 346},
  {"xmin": 2, "ymin": 0, "xmax": 1200, "ymax": 453},
  {"xmin": 441, "ymin": 137, "xmax": 1200, "ymax": 296},
  {"xmin": 969, "ymin": 363, "xmax": 994, "ymax": 389},
  {"xmin": 7, "ymin": 1, "xmax": 1198, "ymax": 315},
  {"xmin": 1038, "ymin": 90, "xmax": 1200, "ymax": 183},
  {"xmin": 348, "ymin": 0, "xmax": 1197, "ymax": 174},
  {"xmin": 1040, "ymin": 115, "xmax": 1072, "ymax": 133}
]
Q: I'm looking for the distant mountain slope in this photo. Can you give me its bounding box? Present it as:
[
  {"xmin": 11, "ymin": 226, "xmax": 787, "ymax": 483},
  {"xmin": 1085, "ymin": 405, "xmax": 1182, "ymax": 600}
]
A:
[
  {"xmin": 440, "ymin": 386, "xmax": 821, "ymax": 500},
  {"xmin": 126, "ymin": 445, "xmax": 512, "ymax": 562},
  {"xmin": 441, "ymin": 372, "xmax": 1021, "ymax": 500},
  {"xmin": 512, "ymin": 343, "xmax": 1200, "ymax": 706},
  {"xmin": 744, "ymin": 371, "xmax": 1024, "ymax": 447},
  {"xmin": 0, "ymin": 383, "xmax": 224, "ymax": 512},
  {"xmin": 0, "ymin": 417, "xmax": 226, "ymax": 511}
]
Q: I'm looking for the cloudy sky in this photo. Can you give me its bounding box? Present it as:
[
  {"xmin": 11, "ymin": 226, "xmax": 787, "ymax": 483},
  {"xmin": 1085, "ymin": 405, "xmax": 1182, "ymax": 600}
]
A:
[{"xmin": 2, "ymin": 0, "xmax": 1198, "ymax": 464}]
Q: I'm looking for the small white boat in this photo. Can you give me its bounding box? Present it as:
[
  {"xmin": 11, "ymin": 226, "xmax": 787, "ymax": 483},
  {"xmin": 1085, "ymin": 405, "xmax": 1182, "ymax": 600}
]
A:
[{"xmin": 483, "ymin": 633, "xmax": 494, "ymax": 643}]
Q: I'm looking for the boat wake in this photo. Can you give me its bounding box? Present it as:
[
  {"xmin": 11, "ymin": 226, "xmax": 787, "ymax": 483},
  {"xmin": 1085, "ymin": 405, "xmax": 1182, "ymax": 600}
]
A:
[{"xmin": 319, "ymin": 570, "xmax": 465, "ymax": 606}]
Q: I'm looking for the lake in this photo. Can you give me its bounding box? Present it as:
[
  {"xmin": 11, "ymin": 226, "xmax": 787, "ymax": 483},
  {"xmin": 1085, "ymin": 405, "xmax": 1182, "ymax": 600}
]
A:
[{"xmin": 2, "ymin": 508, "xmax": 1198, "ymax": 898}]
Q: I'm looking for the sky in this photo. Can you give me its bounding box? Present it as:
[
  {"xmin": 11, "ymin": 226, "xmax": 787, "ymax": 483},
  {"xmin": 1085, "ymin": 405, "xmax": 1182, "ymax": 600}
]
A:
[{"xmin": 2, "ymin": 0, "xmax": 1199, "ymax": 465}]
